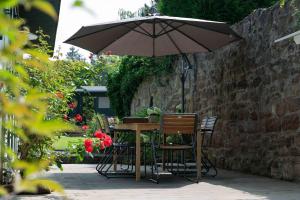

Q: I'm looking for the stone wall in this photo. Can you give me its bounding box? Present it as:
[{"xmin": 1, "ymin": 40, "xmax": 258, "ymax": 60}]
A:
[{"xmin": 131, "ymin": 1, "xmax": 300, "ymax": 180}]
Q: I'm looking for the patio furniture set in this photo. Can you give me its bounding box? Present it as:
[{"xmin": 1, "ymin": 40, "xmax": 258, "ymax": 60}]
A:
[
  {"xmin": 95, "ymin": 114, "xmax": 217, "ymax": 183},
  {"xmin": 64, "ymin": 11, "xmax": 240, "ymax": 184}
]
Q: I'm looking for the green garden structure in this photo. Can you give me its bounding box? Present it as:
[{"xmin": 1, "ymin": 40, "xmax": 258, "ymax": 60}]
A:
[{"xmin": 75, "ymin": 86, "xmax": 114, "ymax": 116}]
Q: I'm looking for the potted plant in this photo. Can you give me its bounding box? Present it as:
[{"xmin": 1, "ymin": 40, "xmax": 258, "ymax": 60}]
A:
[{"xmin": 147, "ymin": 107, "xmax": 161, "ymax": 123}]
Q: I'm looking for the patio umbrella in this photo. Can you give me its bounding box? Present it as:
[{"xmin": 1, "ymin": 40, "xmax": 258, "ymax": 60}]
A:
[{"xmin": 65, "ymin": 15, "xmax": 241, "ymax": 112}]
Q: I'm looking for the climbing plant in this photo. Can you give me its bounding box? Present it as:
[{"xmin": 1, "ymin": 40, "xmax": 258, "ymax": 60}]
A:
[{"xmin": 107, "ymin": 56, "xmax": 173, "ymax": 118}]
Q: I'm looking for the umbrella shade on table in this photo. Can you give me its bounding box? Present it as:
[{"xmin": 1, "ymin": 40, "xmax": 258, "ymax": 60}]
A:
[{"xmin": 64, "ymin": 15, "xmax": 241, "ymax": 57}]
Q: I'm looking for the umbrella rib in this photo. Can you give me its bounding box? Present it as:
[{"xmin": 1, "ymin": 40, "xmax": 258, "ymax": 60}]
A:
[
  {"xmin": 123, "ymin": 23, "xmax": 152, "ymax": 37},
  {"xmin": 161, "ymin": 19, "xmax": 212, "ymax": 52},
  {"xmin": 156, "ymin": 21, "xmax": 173, "ymax": 36},
  {"xmin": 65, "ymin": 21, "xmax": 143, "ymax": 42},
  {"xmin": 94, "ymin": 22, "xmax": 152, "ymax": 55},
  {"xmin": 94, "ymin": 28, "xmax": 137, "ymax": 55},
  {"xmin": 158, "ymin": 22, "xmax": 183, "ymax": 55},
  {"xmin": 133, "ymin": 22, "xmax": 153, "ymax": 38},
  {"xmin": 181, "ymin": 21, "xmax": 236, "ymax": 36},
  {"xmin": 156, "ymin": 23, "xmax": 185, "ymax": 38}
]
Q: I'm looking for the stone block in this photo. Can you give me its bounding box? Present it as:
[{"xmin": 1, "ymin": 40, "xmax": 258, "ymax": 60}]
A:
[
  {"xmin": 295, "ymin": 163, "xmax": 300, "ymax": 179},
  {"xmin": 286, "ymin": 97, "xmax": 300, "ymax": 112},
  {"xmin": 265, "ymin": 117, "xmax": 281, "ymax": 132},
  {"xmin": 281, "ymin": 113, "xmax": 300, "ymax": 130},
  {"xmin": 275, "ymin": 102, "xmax": 287, "ymax": 117}
]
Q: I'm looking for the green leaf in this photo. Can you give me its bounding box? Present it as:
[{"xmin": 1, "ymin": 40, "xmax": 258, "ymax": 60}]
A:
[
  {"xmin": 16, "ymin": 179, "xmax": 64, "ymax": 195},
  {"xmin": 32, "ymin": 0, "xmax": 57, "ymax": 20},
  {"xmin": 32, "ymin": 179, "xmax": 64, "ymax": 194},
  {"xmin": 280, "ymin": 0, "xmax": 285, "ymax": 7},
  {"xmin": 30, "ymin": 120, "xmax": 76, "ymax": 137},
  {"xmin": 0, "ymin": 0, "xmax": 18, "ymax": 9},
  {"xmin": 24, "ymin": 49, "xmax": 50, "ymax": 63},
  {"xmin": 72, "ymin": 0, "xmax": 83, "ymax": 7},
  {"xmin": 0, "ymin": 187, "xmax": 7, "ymax": 196}
]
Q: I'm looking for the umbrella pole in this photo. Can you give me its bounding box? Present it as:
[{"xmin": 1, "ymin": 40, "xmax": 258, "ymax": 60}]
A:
[
  {"xmin": 181, "ymin": 73, "xmax": 185, "ymax": 113},
  {"xmin": 181, "ymin": 54, "xmax": 193, "ymax": 113}
]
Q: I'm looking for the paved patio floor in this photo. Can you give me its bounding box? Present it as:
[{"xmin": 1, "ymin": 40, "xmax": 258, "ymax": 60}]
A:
[{"xmin": 15, "ymin": 164, "xmax": 300, "ymax": 200}]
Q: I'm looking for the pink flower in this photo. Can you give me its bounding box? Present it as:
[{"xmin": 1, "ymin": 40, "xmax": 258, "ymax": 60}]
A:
[
  {"xmin": 63, "ymin": 114, "xmax": 69, "ymax": 121},
  {"xmin": 75, "ymin": 114, "xmax": 83, "ymax": 122},
  {"xmin": 82, "ymin": 125, "xmax": 89, "ymax": 131},
  {"xmin": 68, "ymin": 102, "xmax": 76, "ymax": 109}
]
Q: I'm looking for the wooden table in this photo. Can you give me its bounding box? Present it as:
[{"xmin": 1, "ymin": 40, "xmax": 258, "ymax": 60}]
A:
[
  {"xmin": 114, "ymin": 123, "xmax": 160, "ymax": 181},
  {"xmin": 114, "ymin": 122, "xmax": 202, "ymax": 181}
]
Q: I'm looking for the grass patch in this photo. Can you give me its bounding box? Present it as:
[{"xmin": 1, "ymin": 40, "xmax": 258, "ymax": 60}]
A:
[{"xmin": 53, "ymin": 136, "xmax": 85, "ymax": 150}]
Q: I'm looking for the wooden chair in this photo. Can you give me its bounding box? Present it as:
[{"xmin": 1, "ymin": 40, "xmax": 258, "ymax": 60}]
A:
[
  {"xmin": 200, "ymin": 116, "xmax": 218, "ymax": 177},
  {"xmin": 150, "ymin": 113, "xmax": 198, "ymax": 183}
]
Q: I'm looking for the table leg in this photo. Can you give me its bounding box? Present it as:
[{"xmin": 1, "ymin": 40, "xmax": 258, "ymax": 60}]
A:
[
  {"xmin": 113, "ymin": 131, "xmax": 117, "ymax": 171},
  {"xmin": 196, "ymin": 132, "xmax": 202, "ymax": 181},
  {"xmin": 136, "ymin": 127, "xmax": 141, "ymax": 181}
]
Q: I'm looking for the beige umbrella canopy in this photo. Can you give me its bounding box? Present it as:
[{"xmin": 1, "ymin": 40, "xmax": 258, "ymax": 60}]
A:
[
  {"xmin": 65, "ymin": 16, "xmax": 241, "ymax": 57},
  {"xmin": 65, "ymin": 15, "xmax": 241, "ymax": 112}
]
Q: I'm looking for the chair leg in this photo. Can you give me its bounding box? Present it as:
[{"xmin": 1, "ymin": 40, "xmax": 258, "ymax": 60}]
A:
[
  {"xmin": 144, "ymin": 144, "xmax": 147, "ymax": 177},
  {"xmin": 150, "ymin": 144, "xmax": 159, "ymax": 184},
  {"xmin": 202, "ymin": 151, "xmax": 217, "ymax": 177}
]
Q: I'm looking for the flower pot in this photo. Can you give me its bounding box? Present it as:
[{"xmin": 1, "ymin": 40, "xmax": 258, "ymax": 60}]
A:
[{"xmin": 148, "ymin": 114, "xmax": 160, "ymax": 123}]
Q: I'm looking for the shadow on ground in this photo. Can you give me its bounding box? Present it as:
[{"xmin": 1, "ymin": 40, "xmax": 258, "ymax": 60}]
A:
[{"xmin": 15, "ymin": 164, "xmax": 300, "ymax": 200}]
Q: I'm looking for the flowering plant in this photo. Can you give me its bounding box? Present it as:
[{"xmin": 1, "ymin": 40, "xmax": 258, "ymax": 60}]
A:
[{"xmin": 84, "ymin": 129, "xmax": 113, "ymax": 153}]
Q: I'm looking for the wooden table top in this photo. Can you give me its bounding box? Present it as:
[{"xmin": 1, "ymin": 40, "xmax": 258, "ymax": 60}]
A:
[{"xmin": 114, "ymin": 123, "xmax": 160, "ymax": 131}]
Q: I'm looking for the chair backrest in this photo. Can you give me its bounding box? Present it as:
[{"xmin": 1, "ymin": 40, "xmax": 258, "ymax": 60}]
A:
[
  {"xmin": 200, "ymin": 116, "xmax": 218, "ymax": 146},
  {"xmin": 101, "ymin": 115, "xmax": 111, "ymax": 134},
  {"xmin": 161, "ymin": 113, "xmax": 198, "ymax": 135},
  {"xmin": 95, "ymin": 115, "xmax": 103, "ymax": 130},
  {"xmin": 201, "ymin": 116, "xmax": 217, "ymax": 133},
  {"xmin": 95, "ymin": 115, "xmax": 111, "ymax": 134}
]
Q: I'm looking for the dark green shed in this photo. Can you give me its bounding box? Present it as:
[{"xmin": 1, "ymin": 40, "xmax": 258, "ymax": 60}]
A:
[{"xmin": 75, "ymin": 86, "xmax": 114, "ymax": 116}]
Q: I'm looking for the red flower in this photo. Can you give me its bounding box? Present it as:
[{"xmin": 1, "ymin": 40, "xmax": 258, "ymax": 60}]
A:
[
  {"xmin": 99, "ymin": 141, "xmax": 105, "ymax": 150},
  {"xmin": 85, "ymin": 145, "xmax": 93, "ymax": 153},
  {"xmin": 63, "ymin": 114, "xmax": 69, "ymax": 121},
  {"xmin": 75, "ymin": 114, "xmax": 83, "ymax": 122},
  {"xmin": 94, "ymin": 130, "xmax": 106, "ymax": 139},
  {"xmin": 82, "ymin": 125, "xmax": 89, "ymax": 131},
  {"xmin": 103, "ymin": 135, "xmax": 113, "ymax": 147},
  {"xmin": 68, "ymin": 102, "xmax": 76, "ymax": 109},
  {"xmin": 84, "ymin": 139, "xmax": 93, "ymax": 148}
]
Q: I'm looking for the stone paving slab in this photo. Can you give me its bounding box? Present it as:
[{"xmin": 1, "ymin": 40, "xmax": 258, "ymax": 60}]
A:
[{"xmin": 13, "ymin": 164, "xmax": 300, "ymax": 200}]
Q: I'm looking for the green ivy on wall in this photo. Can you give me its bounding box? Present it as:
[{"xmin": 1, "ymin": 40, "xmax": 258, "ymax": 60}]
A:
[{"xmin": 107, "ymin": 56, "xmax": 173, "ymax": 118}]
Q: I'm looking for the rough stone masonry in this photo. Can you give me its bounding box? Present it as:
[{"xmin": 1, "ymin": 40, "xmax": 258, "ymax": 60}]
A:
[{"xmin": 131, "ymin": 0, "xmax": 300, "ymax": 181}]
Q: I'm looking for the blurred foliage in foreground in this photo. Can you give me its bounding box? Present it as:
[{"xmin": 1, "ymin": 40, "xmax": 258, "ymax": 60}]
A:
[{"xmin": 0, "ymin": 0, "xmax": 89, "ymax": 197}]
